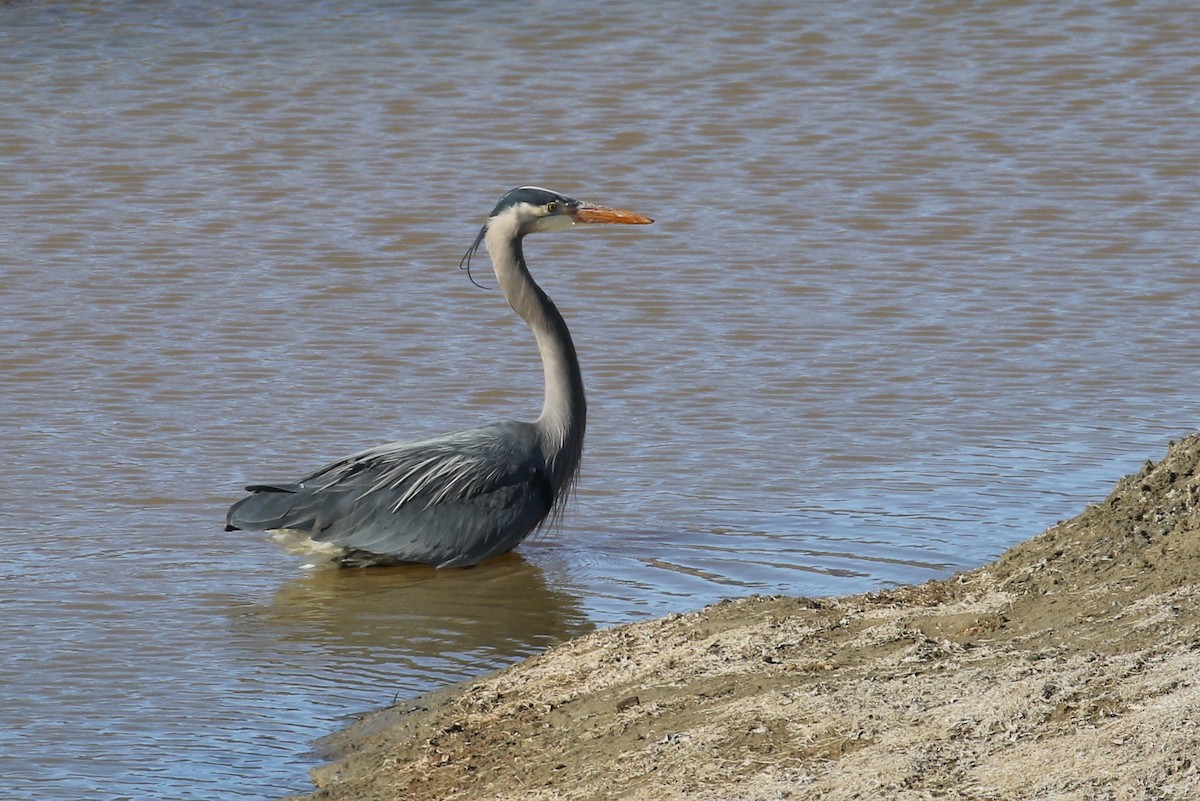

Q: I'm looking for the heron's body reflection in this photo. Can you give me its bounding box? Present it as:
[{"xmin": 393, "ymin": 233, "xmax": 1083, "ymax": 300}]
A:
[{"xmin": 245, "ymin": 554, "xmax": 593, "ymax": 698}]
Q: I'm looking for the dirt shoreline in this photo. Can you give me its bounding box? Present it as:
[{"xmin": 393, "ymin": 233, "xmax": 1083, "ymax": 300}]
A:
[{"xmin": 290, "ymin": 434, "xmax": 1200, "ymax": 800}]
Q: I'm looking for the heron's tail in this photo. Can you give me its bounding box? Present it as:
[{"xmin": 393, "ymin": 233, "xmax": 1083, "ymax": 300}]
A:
[{"xmin": 225, "ymin": 484, "xmax": 319, "ymax": 532}]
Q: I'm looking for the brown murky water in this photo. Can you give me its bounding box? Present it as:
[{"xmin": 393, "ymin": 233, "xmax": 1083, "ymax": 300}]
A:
[{"xmin": 2, "ymin": 2, "xmax": 1197, "ymax": 798}]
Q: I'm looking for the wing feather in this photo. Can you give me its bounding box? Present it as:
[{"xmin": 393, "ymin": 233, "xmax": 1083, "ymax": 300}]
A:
[
  {"xmin": 304, "ymin": 426, "xmax": 536, "ymax": 511},
  {"xmin": 229, "ymin": 421, "xmax": 555, "ymax": 566}
]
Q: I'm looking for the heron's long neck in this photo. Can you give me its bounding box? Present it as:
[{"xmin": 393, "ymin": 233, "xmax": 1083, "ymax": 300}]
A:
[{"xmin": 485, "ymin": 221, "xmax": 586, "ymax": 496}]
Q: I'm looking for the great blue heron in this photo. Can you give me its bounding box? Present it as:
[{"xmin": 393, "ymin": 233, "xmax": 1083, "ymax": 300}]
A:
[{"xmin": 225, "ymin": 186, "xmax": 653, "ymax": 567}]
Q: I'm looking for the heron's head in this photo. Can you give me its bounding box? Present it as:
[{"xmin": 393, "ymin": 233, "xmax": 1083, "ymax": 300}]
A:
[
  {"xmin": 487, "ymin": 186, "xmax": 653, "ymax": 236},
  {"xmin": 461, "ymin": 186, "xmax": 653, "ymax": 275}
]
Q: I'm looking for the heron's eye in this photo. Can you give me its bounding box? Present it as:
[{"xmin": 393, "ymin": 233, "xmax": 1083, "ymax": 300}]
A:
[{"xmin": 545, "ymin": 201, "xmax": 559, "ymax": 214}]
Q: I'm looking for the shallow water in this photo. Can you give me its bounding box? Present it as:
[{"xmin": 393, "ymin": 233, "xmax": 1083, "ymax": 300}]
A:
[{"xmin": 2, "ymin": 1, "xmax": 1198, "ymax": 798}]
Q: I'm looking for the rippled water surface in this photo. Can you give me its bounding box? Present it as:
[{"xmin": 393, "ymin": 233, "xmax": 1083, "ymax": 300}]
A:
[{"xmin": 3, "ymin": 1, "xmax": 1198, "ymax": 798}]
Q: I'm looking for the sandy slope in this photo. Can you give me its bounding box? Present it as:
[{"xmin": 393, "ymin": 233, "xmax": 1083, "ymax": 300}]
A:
[{"xmin": 291, "ymin": 434, "xmax": 1200, "ymax": 800}]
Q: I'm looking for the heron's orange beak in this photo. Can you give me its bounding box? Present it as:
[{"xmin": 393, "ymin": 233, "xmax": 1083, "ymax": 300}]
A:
[{"xmin": 571, "ymin": 203, "xmax": 654, "ymax": 225}]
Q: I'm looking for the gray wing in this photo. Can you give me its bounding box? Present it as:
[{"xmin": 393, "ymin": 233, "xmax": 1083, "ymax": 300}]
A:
[{"xmin": 226, "ymin": 421, "xmax": 554, "ymax": 567}]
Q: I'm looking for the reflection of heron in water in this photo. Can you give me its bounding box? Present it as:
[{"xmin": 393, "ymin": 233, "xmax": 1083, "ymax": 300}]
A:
[
  {"xmin": 226, "ymin": 187, "xmax": 653, "ymax": 567},
  {"xmin": 255, "ymin": 554, "xmax": 594, "ymax": 682}
]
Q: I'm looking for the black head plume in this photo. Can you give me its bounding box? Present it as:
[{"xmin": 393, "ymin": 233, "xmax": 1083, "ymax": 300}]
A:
[{"xmin": 459, "ymin": 224, "xmax": 489, "ymax": 289}]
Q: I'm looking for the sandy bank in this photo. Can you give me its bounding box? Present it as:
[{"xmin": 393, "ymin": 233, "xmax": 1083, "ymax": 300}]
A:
[{"xmin": 291, "ymin": 434, "xmax": 1200, "ymax": 800}]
